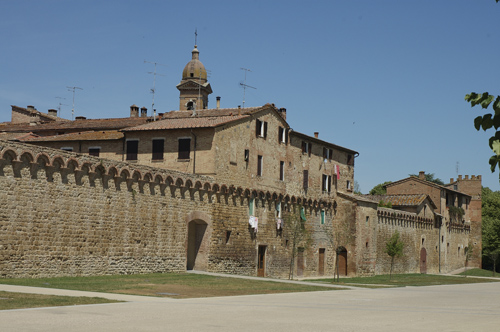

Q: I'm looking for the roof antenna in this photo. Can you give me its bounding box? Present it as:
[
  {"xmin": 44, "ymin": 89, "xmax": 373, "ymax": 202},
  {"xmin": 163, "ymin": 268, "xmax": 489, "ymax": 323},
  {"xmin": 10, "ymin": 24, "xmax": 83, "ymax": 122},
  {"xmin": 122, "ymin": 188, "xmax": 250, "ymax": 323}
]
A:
[
  {"xmin": 144, "ymin": 60, "xmax": 166, "ymax": 121},
  {"xmin": 240, "ymin": 68, "xmax": 256, "ymax": 108},
  {"xmin": 55, "ymin": 96, "xmax": 68, "ymax": 118},
  {"xmin": 195, "ymin": 28, "xmax": 197, "ymax": 46},
  {"xmin": 66, "ymin": 86, "xmax": 83, "ymax": 120}
]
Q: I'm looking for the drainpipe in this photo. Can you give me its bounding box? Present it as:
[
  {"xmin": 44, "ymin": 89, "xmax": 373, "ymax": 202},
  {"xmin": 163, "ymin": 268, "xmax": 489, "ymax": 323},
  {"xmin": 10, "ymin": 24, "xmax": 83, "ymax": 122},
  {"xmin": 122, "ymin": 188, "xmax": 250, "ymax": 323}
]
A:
[
  {"xmin": 191, "ymin": 129, "xmax": 197, "ymax": 174},
  {"xmin": 438, "ymin": 217, "xmax": 442, "ymax": 273}
]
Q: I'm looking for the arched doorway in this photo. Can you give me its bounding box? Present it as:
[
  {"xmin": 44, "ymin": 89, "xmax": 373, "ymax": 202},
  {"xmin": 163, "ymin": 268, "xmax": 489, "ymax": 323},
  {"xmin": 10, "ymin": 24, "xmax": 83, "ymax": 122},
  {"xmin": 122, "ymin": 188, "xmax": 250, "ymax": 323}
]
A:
[
  {"xmin": 420, "ymin": 248, "xmax": 427, "ymax": 274},
  {"xmin": 337, "ymin": 247, "xmax": 348, "ymax": 276},
  {"xmin": 187, "ymin": 219, "xmax": 208, "ymax": 271}
]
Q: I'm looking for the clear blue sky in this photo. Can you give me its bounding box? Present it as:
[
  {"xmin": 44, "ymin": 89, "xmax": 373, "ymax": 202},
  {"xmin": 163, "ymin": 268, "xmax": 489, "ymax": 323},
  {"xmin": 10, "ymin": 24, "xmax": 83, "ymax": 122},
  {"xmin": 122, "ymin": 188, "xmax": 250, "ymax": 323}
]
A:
[{"xmin": 1, "ymin": 0, "xmax": 499, "ymax": 193}]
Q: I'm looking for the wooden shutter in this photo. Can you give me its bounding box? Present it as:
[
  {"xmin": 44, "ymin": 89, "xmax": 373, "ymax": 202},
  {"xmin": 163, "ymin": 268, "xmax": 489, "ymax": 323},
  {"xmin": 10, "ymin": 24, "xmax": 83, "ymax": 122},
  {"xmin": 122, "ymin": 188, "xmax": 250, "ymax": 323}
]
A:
[
  {"xmin": 152, "ymin": 139, "xmax": 164, "ymax": 160},
  {"xmin": 126, "ymin": 140, "xmax": 138, "ymax": 161},
  {"xmin": 256, "ymin": 119, "xmax": 261, "ymax": 137},
  {"xmin": 278, "ymin": 127, "xmax": 283, "ymax": 143},
  {"xmin": 178, "ymin": 138, "xmax": 191, "ymax": 159},
  {"xmin": 303, "ymin": 170, "xmax": 308, "ymax": 190},
  {"xmin": 308, "ymin": 143, "xmax": 312, "ymax": 157}
]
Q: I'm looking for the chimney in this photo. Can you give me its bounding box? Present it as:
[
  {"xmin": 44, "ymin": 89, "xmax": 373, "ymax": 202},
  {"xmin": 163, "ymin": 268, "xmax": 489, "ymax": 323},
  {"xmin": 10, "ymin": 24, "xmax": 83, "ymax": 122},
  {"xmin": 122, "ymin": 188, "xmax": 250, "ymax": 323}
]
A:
[
  {"xmin": 314, "ymin": 132, "xmax": 319, "ymax": 138},
  {"xmin": 130, "ymin": 104, "xmax": 139, "ymax": 117},
  {"xmin": 450, "ymin": 178, "xmax": 454, "ymax": 183},
  {"xmin": 458, "ymin": 175, "xmax": 462, "ymax": 180},
  {"xmin": 29, "ymin": 112, "xmax": 40, "ymax": 126},
  {"xmin": 279, "ymin": 107, "xmax": 287, "ymax": 120},
  {"xmin": 141, "ymin": 107, "xmax": 148, "ymax": 118},
  {"xmin": 216, "ymin": 96, "xmax": 221, "ymax": 109},
  {"xmin": 48, "ymin": 109, "xmax": 58, "ymax": 117},
  {"xmin": 75, "ymin": 116, "xmax": 86, "ymax": 120},
  {"xmin": 27, "ymin": 105, "xmax": 36, "ymax": 110},
  {"xmin": 419, "ymin": 171, "xmax": 425, "ymax": 180}
]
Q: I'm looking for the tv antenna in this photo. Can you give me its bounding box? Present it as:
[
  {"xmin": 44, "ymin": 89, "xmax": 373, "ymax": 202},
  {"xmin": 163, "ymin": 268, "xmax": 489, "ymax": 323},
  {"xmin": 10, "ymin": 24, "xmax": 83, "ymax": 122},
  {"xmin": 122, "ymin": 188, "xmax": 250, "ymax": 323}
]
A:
[
  {"xmin": 144, "ymin": 60, "xmax": 167, "ymax": 121},
  {"xmin": 66, "ymin": 86, "xmax": 82, "ymax": 120},
  {"xmin": 55, "ymin": 97, "xmax": 68, "ymax": 118},
  {"xmin": 456, "ymin": 161, "xmax": 460, "ymax": 177},
  {"xmin": 194, "ymin": 69, "xmax": 211, "ymax": 116},
  {"xmin": 240, "ymin": 67, "xmax": 256, "ymax": 108}
]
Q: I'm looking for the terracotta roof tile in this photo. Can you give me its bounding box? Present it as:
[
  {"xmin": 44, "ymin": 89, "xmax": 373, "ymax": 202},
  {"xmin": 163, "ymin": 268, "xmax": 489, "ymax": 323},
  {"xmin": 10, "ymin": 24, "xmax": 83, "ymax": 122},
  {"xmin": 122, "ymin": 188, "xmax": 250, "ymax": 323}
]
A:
[
  {"xmin": 160, "ymin": 105, "xmax": 268, "ymax": 119},
  {"xmin": 365, "ymin": 194, "xmax": 436, "ymax": 208},
  {"xmin": 21, "ymin": 130, "xmax": 123, "ymax": 142},
  {"xmin": 0, "ymin": 117, "xmax": 150, "ymax": 133},
  {"xmin": 123, "ymin": 115, "xmax": 250, "ymax": 131}
]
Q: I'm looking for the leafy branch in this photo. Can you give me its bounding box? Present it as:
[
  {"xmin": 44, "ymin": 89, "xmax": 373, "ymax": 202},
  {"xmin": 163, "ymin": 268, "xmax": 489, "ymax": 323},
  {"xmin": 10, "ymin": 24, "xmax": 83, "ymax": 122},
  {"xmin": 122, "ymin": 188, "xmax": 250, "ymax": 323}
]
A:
[{"xmin": 465, "ymin": 92, "xmax": 500, "ymax": 177}]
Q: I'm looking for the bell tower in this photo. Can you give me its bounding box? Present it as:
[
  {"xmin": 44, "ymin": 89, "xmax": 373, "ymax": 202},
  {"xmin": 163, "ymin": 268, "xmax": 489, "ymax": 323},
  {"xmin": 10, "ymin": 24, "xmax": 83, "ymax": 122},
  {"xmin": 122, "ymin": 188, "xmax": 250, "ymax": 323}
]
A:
[{"xmin": 176, "ymin": 45, "xmax": 213, "ymax": 111}]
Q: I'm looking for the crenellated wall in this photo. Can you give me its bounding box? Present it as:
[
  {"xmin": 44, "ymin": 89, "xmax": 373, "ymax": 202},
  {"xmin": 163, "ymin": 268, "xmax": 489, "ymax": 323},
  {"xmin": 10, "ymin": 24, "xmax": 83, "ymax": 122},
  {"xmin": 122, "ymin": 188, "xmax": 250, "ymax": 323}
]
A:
[
  {"xmin": 375, "ymin": 207, "xmax": 471, "ymax": 274},
  {"xmin": 0, "ymin": 139, "xmax": 336, "ymax": 279}
]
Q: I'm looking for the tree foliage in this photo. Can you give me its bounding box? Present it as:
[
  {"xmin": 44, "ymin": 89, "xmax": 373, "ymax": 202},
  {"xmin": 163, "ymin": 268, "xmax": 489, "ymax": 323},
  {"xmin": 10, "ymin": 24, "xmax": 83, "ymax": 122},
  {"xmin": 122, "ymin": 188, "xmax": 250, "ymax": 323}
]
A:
[
  {"xmin": 465, "ymin": 92, "xmax": 500, "ymax": 178},
  {"xmin": 482, "ymin": 187, "xmax": 500, "ymax": 273},
  {"xmin": 465, "ymin": 0, "xmax": 500, "ymax": 179},
  {"xmin": 369, "ymin": 181, "xmax": 392, "ymax": 195},
  {"xmin": 322, "ymin": 214, "xmax": 354, "ymax": 282},
  {"xmin": 285, "ymin": 214, "xmax": 312, "ymax": 280},
  {"xmin": 385, "ymin": 231, "xmax": 404, "ymax": 280},
  {"xmin": 409, "ymin": 173, "xmax": 444, "ymax": 185}
]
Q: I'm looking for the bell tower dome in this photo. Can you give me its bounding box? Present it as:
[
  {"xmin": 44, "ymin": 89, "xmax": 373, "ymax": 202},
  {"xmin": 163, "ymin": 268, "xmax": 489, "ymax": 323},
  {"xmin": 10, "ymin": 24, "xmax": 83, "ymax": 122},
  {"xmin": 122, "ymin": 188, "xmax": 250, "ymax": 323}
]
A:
[{"xmin": 176, "ymin": 45, "xmax": 213, "ymax": 111}]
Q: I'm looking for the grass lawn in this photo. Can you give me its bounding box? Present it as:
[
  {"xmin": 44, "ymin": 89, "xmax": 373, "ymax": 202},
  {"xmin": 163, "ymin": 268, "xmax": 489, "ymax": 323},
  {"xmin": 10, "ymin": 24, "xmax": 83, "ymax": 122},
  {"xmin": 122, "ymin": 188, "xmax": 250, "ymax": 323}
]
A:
[
  {"xmin": 458, "ymin": 268, "xmax": 500, "ymax": 278},
  {"xmin": 0, "ymin": 291, "xmax": 120, "ymax": 310},
  {"xmin": 0, "ymin": 273, "xmax": 343, "ymax": 299},
  {"xmin": 311, "ymin": 273, "xmax": 500, "ymax": 287}
]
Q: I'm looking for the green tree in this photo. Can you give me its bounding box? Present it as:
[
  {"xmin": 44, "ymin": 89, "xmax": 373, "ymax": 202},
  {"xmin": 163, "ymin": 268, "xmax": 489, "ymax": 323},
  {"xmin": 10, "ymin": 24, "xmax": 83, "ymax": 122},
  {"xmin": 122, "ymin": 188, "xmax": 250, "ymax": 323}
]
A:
[
  {"xmin": 464, "ymin": 1, "xmax": 500, "ymax": 180},
  {"xmin": 322, "ymin": 216, "xmax": 355, "ymax": 282},
  {"xmin": 354, "ymin": 180, "xmax": 362, "ymax": 195},
  {"xmin": 385, "ymin": 231, "xmax": 404, "ymax": 281},
  {"xmin": 285, "ymin": 212, "xmax": 312, "ymax": 280},
  {"xmin": 464, "ymin": 241, "xmax": 474, "ymax": 277},
  {"xmin": 409, "ymin": 173, "xmax": 444, "ymax": 185},
  {"xmin": 369, "ymin": 181, "xmax": 392, "ymax": 195},
  {"xmin": 482, "ymin": 187, "xmax": 500, "ymax": 274}
]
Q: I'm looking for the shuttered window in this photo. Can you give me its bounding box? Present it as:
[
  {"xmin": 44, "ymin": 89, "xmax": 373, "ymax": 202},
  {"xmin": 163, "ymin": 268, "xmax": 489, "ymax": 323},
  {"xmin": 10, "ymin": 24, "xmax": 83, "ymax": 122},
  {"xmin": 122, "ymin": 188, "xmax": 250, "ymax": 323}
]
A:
[
  {"xmin": 152, "ymin": 139, "xmax": 164, "ymax": 160},
  {"xmin": 126, "ymin": 140, "xmax": 138, "ymax": 161},
  {"xmin": 178, "ymin": 138, "xmax": 191, "ymax": 159}
]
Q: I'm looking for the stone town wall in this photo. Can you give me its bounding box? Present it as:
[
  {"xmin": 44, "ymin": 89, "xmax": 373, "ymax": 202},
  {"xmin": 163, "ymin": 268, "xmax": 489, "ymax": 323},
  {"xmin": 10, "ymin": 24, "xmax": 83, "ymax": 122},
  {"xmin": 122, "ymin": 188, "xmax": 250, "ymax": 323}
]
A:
[
  {"xmin": 374, "ymin": 208, "xmax": 471, "ymax": 275},
  {"xmin": 0, "ymin": 139, "xmax": 335, "ymax": 279}
]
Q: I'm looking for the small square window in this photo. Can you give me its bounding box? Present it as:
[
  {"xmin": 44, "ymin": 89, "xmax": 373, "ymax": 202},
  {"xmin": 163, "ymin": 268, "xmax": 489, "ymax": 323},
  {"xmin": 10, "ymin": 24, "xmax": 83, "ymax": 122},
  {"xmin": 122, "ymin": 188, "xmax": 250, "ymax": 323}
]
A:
[{"xmin": 89, "ymin": 147, "xmax": 100, "ymax": 157}]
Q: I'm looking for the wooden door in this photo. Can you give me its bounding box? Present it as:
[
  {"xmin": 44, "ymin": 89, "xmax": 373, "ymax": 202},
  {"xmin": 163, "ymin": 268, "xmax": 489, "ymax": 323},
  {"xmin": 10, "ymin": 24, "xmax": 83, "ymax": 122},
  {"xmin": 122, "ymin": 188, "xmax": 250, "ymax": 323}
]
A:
[
  {"xmin": 420, "ymin": 248, "xmax": 427, "ymax": 274},
  {"xmin": 338, "ymin": 249, "xmax": 347, "ymax": 276},
  {"xmin": 318, "ymin": 248, "xmax": 325, "ymax": 276},
  {"xmin": 257, "ymin": 245, "xmax": 266, "ymax": 277}
]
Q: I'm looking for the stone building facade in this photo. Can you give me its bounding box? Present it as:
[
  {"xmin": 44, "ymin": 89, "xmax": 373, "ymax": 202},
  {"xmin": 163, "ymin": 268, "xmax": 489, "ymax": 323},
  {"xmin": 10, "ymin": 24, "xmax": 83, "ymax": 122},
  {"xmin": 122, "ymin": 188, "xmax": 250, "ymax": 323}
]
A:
[{"xmin": 0, "ymin": 45, "xmax": 481, "ymax": 279}]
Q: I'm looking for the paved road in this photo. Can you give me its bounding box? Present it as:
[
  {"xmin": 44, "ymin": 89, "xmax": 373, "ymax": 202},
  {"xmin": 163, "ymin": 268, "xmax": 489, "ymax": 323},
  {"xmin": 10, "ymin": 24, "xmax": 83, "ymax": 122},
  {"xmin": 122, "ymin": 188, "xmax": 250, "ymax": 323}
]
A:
[{"xmin": 1, "ymin": 282, "xmax": 499, "ymax": 332}]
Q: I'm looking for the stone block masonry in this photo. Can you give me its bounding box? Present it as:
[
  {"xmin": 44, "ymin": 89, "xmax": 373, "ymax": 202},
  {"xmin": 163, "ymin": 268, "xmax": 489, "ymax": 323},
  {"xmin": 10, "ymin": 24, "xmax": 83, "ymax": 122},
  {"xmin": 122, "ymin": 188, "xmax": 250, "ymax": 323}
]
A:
[{"xmin": 0, "ymin": 139, "xmax": 335, "ymax": 279}]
